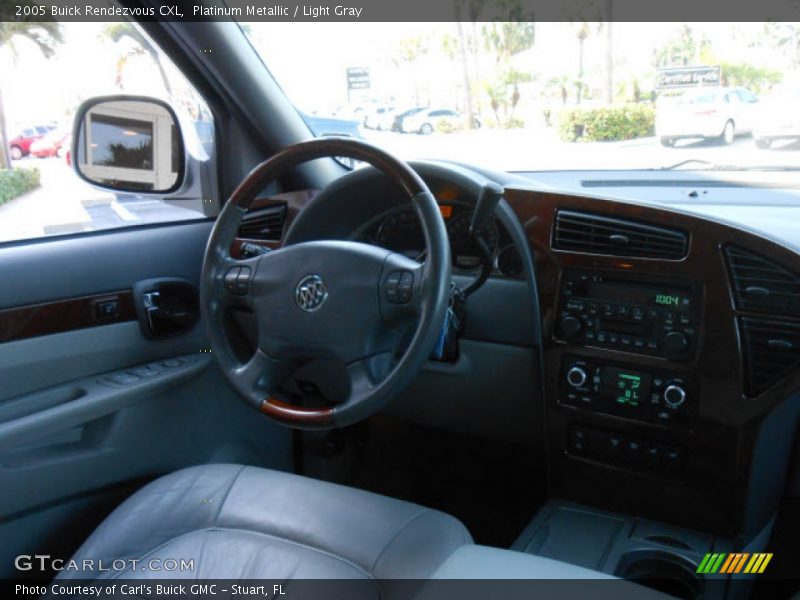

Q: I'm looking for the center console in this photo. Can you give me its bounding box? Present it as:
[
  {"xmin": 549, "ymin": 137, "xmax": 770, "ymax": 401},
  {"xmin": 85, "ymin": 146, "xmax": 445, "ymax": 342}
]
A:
[
  {"xmin": 552, "ymin": 270, "xmax": 702, "ymax": 480},
  {"xmin": 504, "ymin": 188, "xmax": 800, "ymax": 595}
]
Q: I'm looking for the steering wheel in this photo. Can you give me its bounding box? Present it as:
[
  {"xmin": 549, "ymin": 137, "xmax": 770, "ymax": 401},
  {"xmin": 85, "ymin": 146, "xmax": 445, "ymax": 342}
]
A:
[{"xmin": 201, "ymin": 138, "xmax": 451, "ymax": 429}]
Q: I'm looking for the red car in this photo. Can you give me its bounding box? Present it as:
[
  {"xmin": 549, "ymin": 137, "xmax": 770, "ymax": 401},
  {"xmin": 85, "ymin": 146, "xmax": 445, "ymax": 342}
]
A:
[
  {"xmin": 29, "ymin": 128, "xmax": 68, "ymax": 158},
  {"xmin": 8, "ymin": 124, "xmax": 57, "ymax": 160}
]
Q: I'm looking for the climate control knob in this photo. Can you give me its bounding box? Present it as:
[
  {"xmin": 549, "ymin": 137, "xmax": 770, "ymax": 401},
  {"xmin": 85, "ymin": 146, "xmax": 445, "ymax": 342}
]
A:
[
  {"xmin": 566, "ymin": 366, "xmax": 589, "ymax": 388},
  {"xmin": 663, "ymin": 383, "xmax": 687, "ymax": 408},
  {"xmin": 560, "ymin": 316, "xmax": 582, "ymax": 338}
]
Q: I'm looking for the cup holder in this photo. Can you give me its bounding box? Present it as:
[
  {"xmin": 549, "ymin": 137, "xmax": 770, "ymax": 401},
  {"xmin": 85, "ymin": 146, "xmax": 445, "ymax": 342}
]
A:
[{"xmin": 615, "ymin": 550, "xmax": 703, "ymax": 600}]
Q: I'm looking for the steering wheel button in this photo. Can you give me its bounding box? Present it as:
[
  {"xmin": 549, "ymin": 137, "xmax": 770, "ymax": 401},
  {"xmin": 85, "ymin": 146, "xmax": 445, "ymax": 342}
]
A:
[
  {"xmin": 235, "ymin": 266, "xmax": 251, "ymax": 295},
  {"xmin": 224, "ymin": 267, "xmax": 242, "ymax": 293},
  {"xmin": 397, "ymin": 271, "xmax": 414, "ymax": 303}
]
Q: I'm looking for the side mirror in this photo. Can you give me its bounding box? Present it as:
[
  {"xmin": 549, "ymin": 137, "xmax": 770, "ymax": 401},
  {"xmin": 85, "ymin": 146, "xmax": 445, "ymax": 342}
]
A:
[{"xmin": 72, "ymin": 96, "xmax": 185, "ymax": 194}]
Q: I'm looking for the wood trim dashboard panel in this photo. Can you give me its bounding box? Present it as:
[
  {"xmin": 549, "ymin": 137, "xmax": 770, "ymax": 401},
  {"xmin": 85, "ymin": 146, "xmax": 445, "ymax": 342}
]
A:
[
  {"xmin": 505, "ymin": 187, "xmax": 800, "ymax": 536},
  {"xmin": 0, "ymin": 291, "xmax": 136, "ymax": 344}
]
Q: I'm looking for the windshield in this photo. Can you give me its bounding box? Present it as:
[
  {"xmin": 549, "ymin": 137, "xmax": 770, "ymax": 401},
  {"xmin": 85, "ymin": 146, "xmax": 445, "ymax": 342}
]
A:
[{"xmin": 243, "ymin": 22, "xmax": 800, "ymax": 172}]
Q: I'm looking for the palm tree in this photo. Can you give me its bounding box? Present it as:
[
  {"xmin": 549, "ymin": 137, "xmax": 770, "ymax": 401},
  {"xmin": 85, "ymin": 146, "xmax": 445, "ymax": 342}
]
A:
[
  {"xmin": 604, "ymin": 0, "xmax": 614, "ymax": 104},
  {"xmin": 574, "ymin": 23, "xmax": 602, "ymax": 105},
  {"xmin": 0, "ymin": 21, "xmax": 63, "ymax": 169},
  {"xmin": 103, "ymin": 23, "xmax": 172, "ymax": 96},
  {"xmin": 393, "ymin": 35, "xmax": 430, "ymax": 106}
]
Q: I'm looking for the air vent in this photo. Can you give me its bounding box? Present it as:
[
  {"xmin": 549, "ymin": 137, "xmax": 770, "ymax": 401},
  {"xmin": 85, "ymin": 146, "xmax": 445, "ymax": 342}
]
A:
[
  {"xmin": 553, "ymin": 210, "xmax": 688, "ymax": 259},
  {"xmin": 739, "ymin": 317, "xmax": 800, "ymax": 396},
  {"xmin": 725, "ymin": 246, "xmax": 800, "ymax": 317},
  {"xmin": 238, "ymin": 204, "xmax": 287, "ymax": 241}
]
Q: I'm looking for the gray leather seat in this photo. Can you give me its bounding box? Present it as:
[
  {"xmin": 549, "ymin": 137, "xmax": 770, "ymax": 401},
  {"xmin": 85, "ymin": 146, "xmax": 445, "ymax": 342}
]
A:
[
  {"xmin": 58, "ymin": 464, "xmax": 472, "ymax": 580},
  {"xmin": 60, "ymin": 463, "xmax": 666, "ymax": 599}
]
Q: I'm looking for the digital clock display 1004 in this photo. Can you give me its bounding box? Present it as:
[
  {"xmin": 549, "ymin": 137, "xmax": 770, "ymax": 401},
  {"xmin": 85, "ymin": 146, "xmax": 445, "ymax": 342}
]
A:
[{"xmin": 655, "ymin": 293, "xmax": 686, "ymax": 308}]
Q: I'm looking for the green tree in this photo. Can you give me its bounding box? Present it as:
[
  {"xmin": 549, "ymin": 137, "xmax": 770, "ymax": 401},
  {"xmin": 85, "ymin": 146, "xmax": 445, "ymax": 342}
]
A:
[
  {"xmin": 393, "ymin": 35, "xmax": 430, "ymax": 106},
  {"xmin": 574, "ymin": 22, "xmax": 603, "ymax": 104},
  {"xmin": 720, "ymin": 62, "xmax": 783, "ymax": 94},
  {"xmin": 0, "ymin": 21, "xmax": 64, "ymax": 169},
  {"xmin": 103, "ymin": 23, "xmax": 172, "ymax": 95},
  {"xmin": 653, "ymin": 25, "xmax": 710, "ymax": 68},
  {"xmin": 481, "ymin": 21, "xmax": 535, "ymax": 62}
]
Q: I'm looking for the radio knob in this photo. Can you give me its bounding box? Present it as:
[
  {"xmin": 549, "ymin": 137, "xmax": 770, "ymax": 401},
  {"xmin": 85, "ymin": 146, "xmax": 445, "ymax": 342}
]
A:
[
  {"xmin": 663, "ymin": 384, "xmax": 687, "ymax": 408},
  {"xmin": 560, "ymin": 316, "xmax": 582, "ymax": 338},
  {"xmin": 662, "ymin": 331, "xmax": 688, "ymax": 355},
  {"xmin": 566, "ymin": 366, "xmax": 588, "ymax": 388}
]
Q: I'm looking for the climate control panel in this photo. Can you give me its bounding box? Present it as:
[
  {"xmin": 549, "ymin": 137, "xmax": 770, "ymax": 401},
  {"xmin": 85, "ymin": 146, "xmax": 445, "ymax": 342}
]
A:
[{"xmin": 561, "ymin": 355, "xmax": 691, "ymax": 426}]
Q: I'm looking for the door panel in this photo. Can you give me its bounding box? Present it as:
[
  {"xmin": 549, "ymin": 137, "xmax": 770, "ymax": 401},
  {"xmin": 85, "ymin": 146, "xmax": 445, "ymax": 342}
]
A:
[{"xmin": 0, "ymin": 222, "xmax": 292, "ymax": 577}]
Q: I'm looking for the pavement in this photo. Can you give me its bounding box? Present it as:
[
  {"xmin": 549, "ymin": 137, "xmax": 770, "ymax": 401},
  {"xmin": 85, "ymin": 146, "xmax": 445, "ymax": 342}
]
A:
[
  {"xmin": 0, "ymin": 157, "xmax": 202, "ymax": 244},
  {"xmin": 1, "ymin": 128, "xmax": 798, "ymax": 244}
]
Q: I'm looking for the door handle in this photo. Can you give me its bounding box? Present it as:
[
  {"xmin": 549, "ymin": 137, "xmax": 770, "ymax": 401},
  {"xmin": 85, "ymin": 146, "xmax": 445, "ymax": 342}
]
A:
[{"xmin": 133, "ymin": 278, "xmax": 199, "ymax": 339}]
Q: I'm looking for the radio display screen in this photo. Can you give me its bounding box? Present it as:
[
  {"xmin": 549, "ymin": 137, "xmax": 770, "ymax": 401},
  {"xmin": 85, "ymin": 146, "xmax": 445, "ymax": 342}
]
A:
[
  {"xmin": 602, "ymin": 366, "xmax": 652, "ymax": 407},
  {"xmin": 584, "ymin": 281, "xmax": 691, "ymax": 312}
]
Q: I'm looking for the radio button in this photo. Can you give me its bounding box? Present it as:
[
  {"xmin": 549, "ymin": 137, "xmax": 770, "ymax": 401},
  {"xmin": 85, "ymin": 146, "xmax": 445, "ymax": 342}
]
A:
[
  {"xmin": 663, "ymin": 331, "xmax": 689, "ymax": 356},
  {"xmin": 644, "ymin": 445, "xmax": 661, "ymax": 469},
  {"xmin": 560, "ymin": 316, "xmax": 582, "ymax": 338},
  {"xmin": 624, "ymin": 439, "xmax": 643, "ymax": 465},
  {"xmin": 566, "ymin": 299, "xmax": 585, "ymax": 312},
  {"xmin": 632, "ymin": 307, "xmax": 645, "ymax": 321},
  {"xmin": 606, "ymin": 435, "xmax": 623, "ymax": 459}
]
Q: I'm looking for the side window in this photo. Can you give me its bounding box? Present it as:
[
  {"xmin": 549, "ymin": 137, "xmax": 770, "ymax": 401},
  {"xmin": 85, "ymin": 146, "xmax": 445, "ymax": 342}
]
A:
[
  {"xmin": 738, "ymin": 90, "xmax": 758, "ymax": 103},
  {"xmin": 429, "ymin": 110, "xmax": 445, "ymax": 117},
  {"xmin": 1, "ymin": 20, "xmax": 215, "ymax": 245}
]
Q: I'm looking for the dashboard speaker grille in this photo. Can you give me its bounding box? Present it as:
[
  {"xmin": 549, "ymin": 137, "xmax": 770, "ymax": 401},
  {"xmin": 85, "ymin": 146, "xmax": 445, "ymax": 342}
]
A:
[
  {"xmin": 238, "ymin": 204, "xmax": 287, "ymax": 242},
  {"xmin": 553, "ymin": 210, "xmax": 688, "ymax": 259},
  {"xmin": 739, "ymin": 317, "xmax": 800, "ymax": 396},
  {"xmin": 725, "ymin": 246, "xmax": 800, "ymax": 317}
]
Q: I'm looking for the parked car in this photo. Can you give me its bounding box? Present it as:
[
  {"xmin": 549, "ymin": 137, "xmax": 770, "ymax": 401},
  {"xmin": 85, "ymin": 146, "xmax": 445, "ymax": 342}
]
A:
[
  {"xmin": 29, "ymin": 127, "xmax": 69, "ymax": 158},
  {"xmin": 656, "ymin": 86, "xmax": 759, "ymax": 146},
  {"xmin": 301, "ymin": 112, "xmax": 363, "ymax": 139},
  {"xmin": 391, "ymin": 107, "xmax": 426, "ymax": 132},
  {"xmin": 753, "ymin": 86, "xmax": 800, "ymax": 148},
  {"xmin": 8, "ymin": 124, "xmax": 57, "ymax": 159},
  {"xmin": 401, "ymin": 108, "xmax": 481, "ymax": 134},
  {"xmin": 363, "ymin": 106, "xmax": 396, "ymax": 130}
]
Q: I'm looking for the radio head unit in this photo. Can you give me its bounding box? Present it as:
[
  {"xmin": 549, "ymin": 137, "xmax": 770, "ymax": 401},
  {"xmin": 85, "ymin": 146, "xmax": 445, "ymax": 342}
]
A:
[{"xmin": 558, "ymin": 270, "xmax": 700, "ymax": 359}]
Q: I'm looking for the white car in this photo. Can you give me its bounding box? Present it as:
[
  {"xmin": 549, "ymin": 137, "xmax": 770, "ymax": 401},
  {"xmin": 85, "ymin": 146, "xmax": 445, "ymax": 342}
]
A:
[
  {"xmin": 753, "ymin": 87, "xmax": 800, "ymax": 148},
  {"xmin": 401, "ymin": 108, "xmax": 479, "ymax": 134},
  {"xmin": 363, "ymin": 106, "xmax": 396, "ymax": 130},
  {"xmin": 656, "ymin": 87, "xmax": 759, "ymax": 146}
]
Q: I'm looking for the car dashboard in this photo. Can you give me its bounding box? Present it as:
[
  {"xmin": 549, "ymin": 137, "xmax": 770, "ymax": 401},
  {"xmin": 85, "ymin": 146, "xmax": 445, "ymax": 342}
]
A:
[{"xmin": 232, "ymin": 161, "xmax": 800, "ymax": 542}]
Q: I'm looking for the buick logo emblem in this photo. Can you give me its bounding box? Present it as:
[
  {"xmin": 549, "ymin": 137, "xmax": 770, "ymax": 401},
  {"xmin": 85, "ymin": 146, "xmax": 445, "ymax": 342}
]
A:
[{"xmin": 295, "ymin": 275, "xmax": 328, "ymax": 312}]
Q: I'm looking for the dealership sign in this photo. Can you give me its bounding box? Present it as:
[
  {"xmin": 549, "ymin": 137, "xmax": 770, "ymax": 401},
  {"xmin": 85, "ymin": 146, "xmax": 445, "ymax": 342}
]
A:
[
  {"xmin": 656, "ymin": 66, "xmax": 721, "ymax": 90},
  {"xmin": 346, "ymin": 67, "xmax": 371, "ymax": 90}
]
